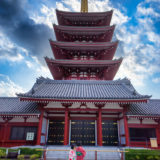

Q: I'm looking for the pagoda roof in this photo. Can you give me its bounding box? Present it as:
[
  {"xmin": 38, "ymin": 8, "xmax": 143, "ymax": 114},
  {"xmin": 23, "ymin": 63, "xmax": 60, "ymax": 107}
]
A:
[
  {"xmin": 50, "ymin": 40, "xmax": 118, "ymax": 48},
  {"xmin": 54, "ymin": 24, "xmax": 115, "ymax": 42},
  {"xmin": 45, "ymin": 57, "xmax": 122, "ymax": 66},
  {"xmin": 17, "ymin": 77, "xmax": 150, "ymax": 103},
  {"xmin": 50, "ymin": 40, "xmax": 118, "ymax": 60},
  {"xmin": 127, "ymin": 99, "xmax": 160, "ymax": 117},
  {"xmin": 45, "ymin": 57, "xmax": 121, "ymax": 80},
  {"xmin": 0, "ymin": 97, "xmax": 39, "ymax": 115},
  {"xmin": 56, "ymin": 9, "xmax": 113, "ymax": 26}
]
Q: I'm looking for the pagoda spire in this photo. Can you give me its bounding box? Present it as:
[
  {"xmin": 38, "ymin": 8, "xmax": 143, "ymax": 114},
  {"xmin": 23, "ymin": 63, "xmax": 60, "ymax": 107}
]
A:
[{"xmin": 81, "ymin": 0, "xmax": 88, "ymax": 12}]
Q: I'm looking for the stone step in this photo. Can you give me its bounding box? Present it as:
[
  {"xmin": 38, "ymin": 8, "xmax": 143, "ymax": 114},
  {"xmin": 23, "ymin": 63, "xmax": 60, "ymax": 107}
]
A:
[{"xmin": 45, "ymin": 146, "xmax": 121, "ymax": 160}]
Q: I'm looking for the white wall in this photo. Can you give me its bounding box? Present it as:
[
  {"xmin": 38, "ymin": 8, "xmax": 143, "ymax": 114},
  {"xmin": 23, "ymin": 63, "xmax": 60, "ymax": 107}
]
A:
[
  {"xmin": 128, "ymin": 118, "xmax": 140, "ymax": 124},
  {"xmin": 142, "ymin": 119, "xmax": 157, "ymax": 124},
  {"xmin": 103, "ymin": 103, "xmax": 122, "ymax": 109},
  {"xmin": 127, "ymin": 118, "xmax": 157, "ymax": 125},
  {"xmin": 41, "ymin": 118, "xmax": 48, "ymax": 134},
  {"xmin": 119, "ymin": 119, "xmax": 126, "ymax": 145},
  {"xmin": 45, "ymin": 102, "xmax": 122, "ymax": 109}
]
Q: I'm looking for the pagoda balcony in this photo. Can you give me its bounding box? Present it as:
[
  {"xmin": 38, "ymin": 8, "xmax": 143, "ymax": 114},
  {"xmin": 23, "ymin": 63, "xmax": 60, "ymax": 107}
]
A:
[
  {"xmin": 56, "ymin": 9, "xmax": 113, "ymax": 26},
  {"xmin": 50, "ymin": 40, "xmax": 118, "ymax": 60},
  {"xmin": 45, "ymin": 57, "xmax": 122, "ymax": 80},
  {"xmin": 54, "ymin": 24, "xmax": 115, "ymax": 42}
]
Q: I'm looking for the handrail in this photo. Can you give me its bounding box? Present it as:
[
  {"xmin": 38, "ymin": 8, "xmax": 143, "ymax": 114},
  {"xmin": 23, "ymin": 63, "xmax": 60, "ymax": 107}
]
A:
[{"xmin": 37, "ymin": 149, "xmax": 128, "ymax": 152}]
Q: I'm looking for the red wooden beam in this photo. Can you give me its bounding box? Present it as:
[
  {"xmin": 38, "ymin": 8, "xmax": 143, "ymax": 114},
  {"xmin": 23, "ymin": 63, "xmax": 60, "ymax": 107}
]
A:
[
  {"xmin": 45, "ymin": 108, "xmax": 123, "ymax": 112},
  {"xmin": 0, "ymin": 122, "xmax": 38, "ymax": 126},
  {"xmin": 20, "ymin": 97, "xmax": 148, "ymax": 103},
  {"xmin": 0, "ymin": 114, "xmax": 39, "ymax": 117},
  {"xmin": 47, "ymin": 111, "xmax": 119, "ymax": 115}
]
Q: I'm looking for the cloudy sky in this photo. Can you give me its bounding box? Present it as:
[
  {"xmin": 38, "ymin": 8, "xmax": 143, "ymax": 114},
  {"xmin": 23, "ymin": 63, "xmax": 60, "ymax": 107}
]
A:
[{"xmin": 0, "ymin": 0, "xmax": 160, "ymax": 98}]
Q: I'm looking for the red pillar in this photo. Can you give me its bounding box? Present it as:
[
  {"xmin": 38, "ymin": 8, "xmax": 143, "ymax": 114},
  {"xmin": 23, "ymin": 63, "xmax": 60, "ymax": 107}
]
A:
[
  {"xmin": 124, "ymin": 116, "xmax": 129, "ymax": 146},
  {"xmin": 37, "ymin": 110, "xmax": 44, "ymax": 145},
  {"xmin": 98, "ymin": 108, "xmax": 103, "ymax": 146},
  {"xmin": 2, "ymin": 122, "xmax": 8, "ymax": 146},
  {"xmin": 156, "ymin": 124, "xmax": 160, "ymax": 147},
  {"xmin": 64, "ymin": 108, "xmax": 69, "ymax": 145}
]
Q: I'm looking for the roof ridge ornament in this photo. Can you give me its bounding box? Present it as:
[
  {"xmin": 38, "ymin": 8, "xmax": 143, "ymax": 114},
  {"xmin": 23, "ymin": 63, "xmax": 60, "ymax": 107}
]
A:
[{"xmin": 81, "ymin": 0, "xmax": 88, "ymax": 12}]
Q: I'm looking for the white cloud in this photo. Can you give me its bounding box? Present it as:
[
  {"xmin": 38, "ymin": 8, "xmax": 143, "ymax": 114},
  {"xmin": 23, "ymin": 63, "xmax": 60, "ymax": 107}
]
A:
[
  {"xmin": 0, "ymin": 31, "xmax": 27, "ymax": 62},
  {"xmin": 146, "ymin": 31, "xmax": 160, "ymax": 44},
  {"xmin": 25, "ymin": 56, "xmax": 52, "ymax": 78},
  {"xmin": 137, "ymin": 6, "xmax": 160, "ymax": 17},
  {"xmin": 31, "ymin": 0, "xmax": 128, "ymax": 29},
  {"xmin": 0, "ymin": 74, "xmax": 25, "ymax": 97},
  {"xmin": 114, "ymin": 0, "xmax": 160, "ymax": 87},
  {"xmin": 30, "ymin": 5, "xmax": 57, "ymax": 28},
  {"xmin": 152, "ymin": 77, "xmax": 160, "ymax": 83},
  {"xmin": 0, "ymin": 53, "xmax": 24, "ymax": 62}
]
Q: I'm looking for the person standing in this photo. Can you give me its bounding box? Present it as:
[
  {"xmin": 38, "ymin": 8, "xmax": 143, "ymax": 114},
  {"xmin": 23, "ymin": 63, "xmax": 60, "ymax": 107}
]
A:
[
  {"xmin": 76, "ymin": 142, "xmax": 86, "ymax": 160},
  {"xmin": 69, "ymin": 144, "xmax": 77, "ymax": 160}
]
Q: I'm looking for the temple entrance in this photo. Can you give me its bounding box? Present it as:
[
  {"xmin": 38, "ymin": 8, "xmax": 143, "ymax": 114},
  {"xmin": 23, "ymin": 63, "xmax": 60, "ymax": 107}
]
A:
[
  {"xmin": 70, "ymin": 120, "xmax": 96, "ymax": 146},
  {"xmin": 102, "ymin": 120, "xmax": 118, "ymax": 146},
  {"xmin": 47, "ymin": 120, "xmax": 64, "ymax": 145}
]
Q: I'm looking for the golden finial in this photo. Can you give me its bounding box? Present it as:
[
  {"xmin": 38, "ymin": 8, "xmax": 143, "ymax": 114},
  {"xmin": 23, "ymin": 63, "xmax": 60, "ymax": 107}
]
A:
[{"xmin": 81, "ymin": 0, "xmax": 88, "ymax": 12}]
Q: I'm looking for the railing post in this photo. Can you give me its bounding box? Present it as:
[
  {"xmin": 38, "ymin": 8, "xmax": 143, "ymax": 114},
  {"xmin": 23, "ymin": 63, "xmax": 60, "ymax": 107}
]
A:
[
  {"xmin": 95, "ymin": 150, "xmax": 97, "ymax": 160},
  {"xmin": 43, "ymin": 149, "xmax": 46, "ymax": 160},
  {"xmin": 121, "ymin": 152, "xmax": 124, "ymax": 160}
]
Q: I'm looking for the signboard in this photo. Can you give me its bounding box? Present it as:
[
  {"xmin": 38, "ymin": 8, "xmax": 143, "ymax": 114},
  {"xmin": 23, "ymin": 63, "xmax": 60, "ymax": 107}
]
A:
[
  {"xmin": 150, "ymin": 138, "xmax": 158, "ymax": 148},
  {"xmin": 26, "ymin": 132, "xmax": 35, "ymax": 141}
]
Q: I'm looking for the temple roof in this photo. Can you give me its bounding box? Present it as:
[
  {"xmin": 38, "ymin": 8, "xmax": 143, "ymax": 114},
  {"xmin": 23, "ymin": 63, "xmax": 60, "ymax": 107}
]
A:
[
  {"xmin": 50, "ymin": 40, "xmax": 118, "ymax": 60},
  {"xmin": 54, "ymin": 24, "xmax": 115, "ymax": 42},
  {"xmin": 50, "ymin": 40, "xmax": 118, "ymax": 48},
  {"xmin": 17, "ymin": 77, "xmax": 150, "ymax": 103},
  {"xmin": 0, "ymin": 97, "xmax": 39, "ymax": 115},
  {"xmin": 56, "ymin": 9, "xmax": 113, "ymax": 26},
  {"xmin": 45, "ymin": 57, "xmax": 122, "ymax": 80},
  {"xmin": 127, "ymin": 99, "xmax": 160, "ymax": 116},
  {"xmin": 45, "ymin": 57, "xmax": 122, "ymax": 66}
]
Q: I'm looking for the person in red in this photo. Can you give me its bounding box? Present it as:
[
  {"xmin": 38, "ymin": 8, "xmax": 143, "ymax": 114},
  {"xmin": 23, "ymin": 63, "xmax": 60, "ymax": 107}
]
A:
[{"xmin": 76, "ymin": 142, "xmax": 86, "ymax": 160}]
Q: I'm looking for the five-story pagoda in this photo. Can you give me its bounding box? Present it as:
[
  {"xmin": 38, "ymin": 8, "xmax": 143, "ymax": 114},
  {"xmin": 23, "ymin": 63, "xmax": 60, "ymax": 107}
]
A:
[
  {"xmin": 16, "ymin": 0, "xmax": 151, "ymax": 147},
  {"xmin": 45, "ymin": 0, "xmax": 122, "ymax": 146}
]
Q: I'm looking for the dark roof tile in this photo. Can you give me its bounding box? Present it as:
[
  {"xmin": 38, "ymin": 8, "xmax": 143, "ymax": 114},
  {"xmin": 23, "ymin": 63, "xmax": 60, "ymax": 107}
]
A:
[
  {"xmin": 0, "ymin": 97, "xmax": 39, "ymax": 114},
  {"xmin": 17, "ymin": 77, "xmax": 150, "ymax": 100},
  {"xmin": 127, "ymin": 99, "xmax": 160, "ymax": 116}
]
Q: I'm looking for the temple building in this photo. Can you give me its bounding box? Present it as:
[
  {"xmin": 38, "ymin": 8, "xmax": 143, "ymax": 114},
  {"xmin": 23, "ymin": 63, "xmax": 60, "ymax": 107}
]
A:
[{"xmin": 0, "ymin": 0, "xmax": 160, "ymax": 148}]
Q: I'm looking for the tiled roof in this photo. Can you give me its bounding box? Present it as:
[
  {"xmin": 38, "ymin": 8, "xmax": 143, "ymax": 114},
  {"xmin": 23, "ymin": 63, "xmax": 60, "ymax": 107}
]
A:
[
  {"xmin": 17, "ymin": 77, "xmax": 150, "ymax": 100},
  {"xmin": 54, "ymin": 24, "xmax": 115, "ymax": 31},
  {"xmin": 56, "ymin": 9, "xmax": 113, "ymax": 16},
  {"xmin": 45, "ymin": 57, "xmax": 123, "ymax": 66},
  {"xmin": 49, "ymin": 40, "xmax": 118, "ymax": 48},
  {"xmin": 127, "ymin": 99, "xmax": 160, "ymax": 116},
  {"xmin": 0, "ymin": 97, "xmax": 39, "ymax": 114}
]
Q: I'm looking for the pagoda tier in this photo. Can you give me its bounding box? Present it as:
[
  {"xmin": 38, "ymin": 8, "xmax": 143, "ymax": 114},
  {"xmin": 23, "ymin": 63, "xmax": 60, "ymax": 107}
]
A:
[
  {"xmin": 45, "ymin": 57, "xmax": 122, "ymax": 80},
  {"xmin": 56, "ymin": 9, "xmax": 113, "ymax": 26},
  {"xmin": 54, "ymin": 24, "xmax": 115, "ymax": 42},
  {"xmin": 50, "ymin": 40, "xmax": 118, "ymax": 60}
]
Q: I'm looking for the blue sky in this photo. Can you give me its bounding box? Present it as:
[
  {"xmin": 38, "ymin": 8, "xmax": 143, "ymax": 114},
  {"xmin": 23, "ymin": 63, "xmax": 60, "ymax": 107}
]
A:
[{"xmin": 0, "ymin": 0, "xmax": 160, "ymax": 98}]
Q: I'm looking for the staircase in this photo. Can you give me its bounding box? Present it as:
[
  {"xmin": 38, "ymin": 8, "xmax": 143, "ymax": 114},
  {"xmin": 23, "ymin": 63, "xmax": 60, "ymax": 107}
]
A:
[{"xmin": 45, "ymin": 146, "xmax": 121, "ymax": 160}]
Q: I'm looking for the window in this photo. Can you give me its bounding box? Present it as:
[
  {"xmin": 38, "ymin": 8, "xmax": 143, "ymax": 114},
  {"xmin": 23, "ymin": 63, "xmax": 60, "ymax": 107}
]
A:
[
  {"xmin": 10, "ymin": 126, "xmax": 37, "ymax": 140},
  {"xmin": 129, "ymin": 128, "xmax": 156, "ymax": 142}
]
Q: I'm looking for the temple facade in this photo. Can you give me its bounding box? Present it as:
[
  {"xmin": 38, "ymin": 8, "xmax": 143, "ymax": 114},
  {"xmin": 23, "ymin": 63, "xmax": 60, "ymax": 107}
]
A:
[{"xmin": 0, "ymin": 4, "xmax": 160, "ymax": 148}]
